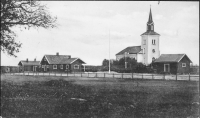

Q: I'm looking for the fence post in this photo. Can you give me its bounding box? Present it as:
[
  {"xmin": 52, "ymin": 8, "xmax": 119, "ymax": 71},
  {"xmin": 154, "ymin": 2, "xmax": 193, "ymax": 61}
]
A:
[
  {"xmin": 55, "ymin": 72, "xmax": 56, "ymax": 76},
  {"xmin": 49, "ymin": 72, "xmax": 50, "ymax": 76},
  {"xmin": 81, "ymin": 72, "xmax": 82, "ymax": 77},
  {"xmin": 142, "ymin": 73, "xmax": 143, "ymax": 79},
  {"xmin": 88, "ymin": 73, "xmax": 89, "ymax": 78},
  {"xmin": 176, "ymin": 73, "xmax": 177, "ymax": 81},
  {"xmin": 104, "ymin": 73, "xmax": 105, "ymax": 78},
  {"xmin": 67, "ymin": 71, "xmax": 68, "ymax": 77},
  {"xmin": 163, "ymin": 74, "xmax": 165, "ymax": 80},
  {"xmin": 189, "ymin": 73, "xmax": 190, "ymax": 81},
  {"xmin": 113, "ymin": 73, "xmax": 114, "ymax": 78},
  {"xmin": 96, "ymin": 73, "xmax": 97, "ymax": 78},
  {"xmin": 152, "ymin": 74, "xmax": 153, "ymax": 79},
  {"xmin": 122, "ymin": 73, "xmax": 123, "ymax": 79},
  {"xmin": 61, "ymin": 72, "xmax": 62, "ymax": 76},
  {"xmin": 28, "ymin": 72, "xmax": 29, "ymax": 75},
  {"xmin": 132, "ymin": 72, "xmax": 133, "ymax": 79},
  {"xmin": 23, "ymin": 71, "xmax": 25, "ymax": 75}
]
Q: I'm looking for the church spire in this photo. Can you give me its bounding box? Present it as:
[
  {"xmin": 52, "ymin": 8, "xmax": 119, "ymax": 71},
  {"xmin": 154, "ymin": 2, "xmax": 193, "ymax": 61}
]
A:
[
  {"xmin": 146, "ymin": 6, "xmax": 154, "ymax": 32},
  {"xmin": 147, "ymin": 7, "xmax": 153, "ymax": 24}
]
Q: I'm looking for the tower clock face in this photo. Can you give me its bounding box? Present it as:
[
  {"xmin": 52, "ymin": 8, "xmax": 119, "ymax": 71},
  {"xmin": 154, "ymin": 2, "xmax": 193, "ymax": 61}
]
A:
[{"xmin": 152, "ymin": 49, "xmax": 155, "ymax": 53}]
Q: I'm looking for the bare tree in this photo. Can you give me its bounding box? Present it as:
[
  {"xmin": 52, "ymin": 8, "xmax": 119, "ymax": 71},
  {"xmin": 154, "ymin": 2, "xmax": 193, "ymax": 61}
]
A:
[{"xmin": 1, "ymin": 0, "xmax": 57, "ymax": 57}]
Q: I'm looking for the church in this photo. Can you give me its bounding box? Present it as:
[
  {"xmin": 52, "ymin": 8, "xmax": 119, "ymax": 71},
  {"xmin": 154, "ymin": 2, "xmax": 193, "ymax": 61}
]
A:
[
  {"xmin": 116, "ymin": 8, "xmax": 160, "ymax": 65},
  {"xmin": 116, "ymin": 8, "xmax": 192, "ymax": 74}
]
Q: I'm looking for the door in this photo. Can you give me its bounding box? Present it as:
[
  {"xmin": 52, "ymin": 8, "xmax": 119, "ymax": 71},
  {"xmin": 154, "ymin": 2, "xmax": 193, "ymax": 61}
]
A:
[
  {"xmin": 164, "ymin": 64, "xmax": 170, "ymax": 72},
  {"xmin": 44, "ymin": 65, "xmax": 46, "ymax": 71}
]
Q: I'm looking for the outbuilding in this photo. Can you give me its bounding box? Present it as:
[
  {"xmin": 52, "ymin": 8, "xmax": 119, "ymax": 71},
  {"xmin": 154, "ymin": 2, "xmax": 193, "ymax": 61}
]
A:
[
  {"xmin": 153, "ymin": 54, "xmax": 192, "ymax": 74},
  {"xmin": 18, "ymin": 59, "xmax": 41, "ymax": 72}
]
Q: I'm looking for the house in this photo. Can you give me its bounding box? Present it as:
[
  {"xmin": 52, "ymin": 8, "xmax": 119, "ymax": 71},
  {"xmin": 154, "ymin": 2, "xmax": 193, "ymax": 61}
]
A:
[
  {"xmin": 40, "ymin": 53, "xmax": 86, "ymax": 72},
  {"xmin": 153, "ymin": 54, "xmax": 192, "ymax": 74},
  {"xmin": 116, "ymin": 8, "xmax": 160, "ymax": 65},
  {"xmin": 18, "ymin": 58, "xmax": 41, "ymax": 72}
]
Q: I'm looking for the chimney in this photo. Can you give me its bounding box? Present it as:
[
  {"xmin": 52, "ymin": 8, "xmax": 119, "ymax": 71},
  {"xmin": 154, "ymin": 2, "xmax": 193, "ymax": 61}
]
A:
[
  {"xmin": 34, "ymin": 58, "xmax": 36, "ymax": 61},
  {"xmin": 26, "ymin": 58, "xmax": 28, "ymax": 62},
  {"xmin": 56, "ymin": 52, "xmax": 59, "ymax": 56}
]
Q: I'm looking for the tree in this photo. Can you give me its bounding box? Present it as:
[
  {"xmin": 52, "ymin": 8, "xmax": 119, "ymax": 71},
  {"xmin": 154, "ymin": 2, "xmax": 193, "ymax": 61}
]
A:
[
  {"xmin": 102, "ymin": 59, "xmax": 109, "ymax": 66},
  {"xmin": 1, "ymin": 0, "xmax": 57, "ymax": 57}
]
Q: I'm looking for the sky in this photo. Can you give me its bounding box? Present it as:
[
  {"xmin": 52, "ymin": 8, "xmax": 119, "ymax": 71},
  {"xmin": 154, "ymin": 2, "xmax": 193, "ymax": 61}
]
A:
[{"xmin": 1, "ymin": 1, "xmax": 199, "ymax": 66}]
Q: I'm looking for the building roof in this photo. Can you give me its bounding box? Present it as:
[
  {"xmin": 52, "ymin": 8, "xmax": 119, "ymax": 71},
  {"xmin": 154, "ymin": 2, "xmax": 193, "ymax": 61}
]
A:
[
  {"xmin": 154, "ymin": 54, "xmax": 192, "ymax": 63},
  {"xmin": 116, "ymin": 46, "xmax": 142, "ymax": 55},
  {"xmin": 44, "ymin": 55, "xmax": 86, "ymax": 64},
  {"xmin": 19, "ymin": 61, "xmax": 41, "ymax": 66},
  {"xmin": 141, "ymin": 30, "xmax": 160, "ymax": 35}
]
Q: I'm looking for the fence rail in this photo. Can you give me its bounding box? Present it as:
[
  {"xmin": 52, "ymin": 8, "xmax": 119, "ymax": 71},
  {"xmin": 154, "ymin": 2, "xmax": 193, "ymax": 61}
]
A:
[{"xmin": 1, "ymin": 72, "xmax": 199, "ymax": 81}]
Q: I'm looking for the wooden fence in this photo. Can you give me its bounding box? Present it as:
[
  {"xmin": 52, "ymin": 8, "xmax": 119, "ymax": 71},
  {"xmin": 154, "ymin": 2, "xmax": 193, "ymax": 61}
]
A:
[{"xmin": 2, "ymin": 71, "xmax": 199, "ymax": 81}]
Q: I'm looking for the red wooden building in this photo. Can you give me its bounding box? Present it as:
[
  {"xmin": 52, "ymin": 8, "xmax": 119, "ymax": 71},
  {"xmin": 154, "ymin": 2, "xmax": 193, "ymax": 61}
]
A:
[
  {"xmin": 18, "ymin": 59, "xmax": 41, "ymax": 72},
  {"xmin": 40, "ymin": 53, "xmax": 86, "ymax": 73},
  {"xmin": 153, "ymin": 54, "xmax": 192, "ymax": 74}
]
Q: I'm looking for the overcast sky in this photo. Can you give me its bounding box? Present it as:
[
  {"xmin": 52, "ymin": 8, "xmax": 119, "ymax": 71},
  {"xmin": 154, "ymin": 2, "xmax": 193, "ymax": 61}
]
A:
[{"xmin": 1, "ymin": 1, "xmax": 199, "ymax": 66}]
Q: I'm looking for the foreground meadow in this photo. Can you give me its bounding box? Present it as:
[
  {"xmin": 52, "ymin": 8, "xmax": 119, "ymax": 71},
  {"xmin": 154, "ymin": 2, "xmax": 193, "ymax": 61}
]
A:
[{"xmin": 1, "ymin": 75, "xmax": 199, "ymax": 118}]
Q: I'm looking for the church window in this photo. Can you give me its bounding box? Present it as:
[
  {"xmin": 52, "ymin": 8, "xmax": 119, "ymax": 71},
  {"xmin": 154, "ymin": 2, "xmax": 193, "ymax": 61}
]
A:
[
  {"xmin": 152, "ymin": 57, "xmax": 155, "ymax": 62},
  {"xmin": 152, "ymin": 49, "xmax": 155, "ymax": 53},
  {"xmin": 152, "ymin": 39, "xmax": 156, "ymax": 45},
  {"xmin": 143, "ymin": 40, "xmax": 146, "ymax": 45},
  {"xmin": 151, "ymin": 25, "xmax": 153, "ymax": 30}
]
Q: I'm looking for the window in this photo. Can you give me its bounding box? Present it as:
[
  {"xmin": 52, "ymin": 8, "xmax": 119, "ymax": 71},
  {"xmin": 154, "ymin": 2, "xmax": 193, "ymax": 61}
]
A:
[
  {"xmin": 66, "ymin": 65, "xmax": 69, "ymax": 69},
  {"xmin": 42, "ymin": 65, "xmax": 44, "ymax": 68},
  {"xmin": 46, "ymin": 65, "xmax": 49, "ymax": 68},
  {"xmin": 143, "ymin": 40, "xmax": 146, "ymax": 45},
  {"xmin": 182, "ymin": 63, "xmax": 186, "ymax": 67},
  {"xmin": 151, "ymin": 25, "xmax": 153, "ymax": 30},
  {"xmin": 60, "ymin": 65, "xmax": 63, "ymax": 69},
  {"xmin": 53, "ymin": 65, "xmax": 57, "ymax": 69},
  {"xmin": 74, "ymin": 65, "xmax": 79, "ymax": 69},
  {"xmin": 152, "ymin": 57, "xmax": 155, "ymax": 62},
  {"xmin": 152, "ymin": 39, "xmax": 156, "ymax": 45},
  {"xmin": 152, "ymin": 49, "xmax": 155, "ymax": 53}
]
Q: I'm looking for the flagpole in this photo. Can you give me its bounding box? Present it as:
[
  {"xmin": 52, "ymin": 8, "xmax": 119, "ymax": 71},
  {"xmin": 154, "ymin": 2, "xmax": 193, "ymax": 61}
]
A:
[{"xmin": 109, "ymin": 29, "xmax": 111, "ymax": 73}]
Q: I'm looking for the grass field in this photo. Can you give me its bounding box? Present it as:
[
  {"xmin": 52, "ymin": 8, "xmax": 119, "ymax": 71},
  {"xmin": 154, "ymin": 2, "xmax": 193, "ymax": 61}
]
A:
[{"xmin": 1, "ymin": 75, "xmax": 199, "ymax": 118}]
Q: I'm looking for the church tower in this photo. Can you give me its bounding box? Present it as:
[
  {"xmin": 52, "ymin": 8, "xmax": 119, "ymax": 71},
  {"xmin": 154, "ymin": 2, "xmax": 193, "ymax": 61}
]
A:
[{"xmin": 141, "ymin": 7, "xmax": 160, "ymax": 65}]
